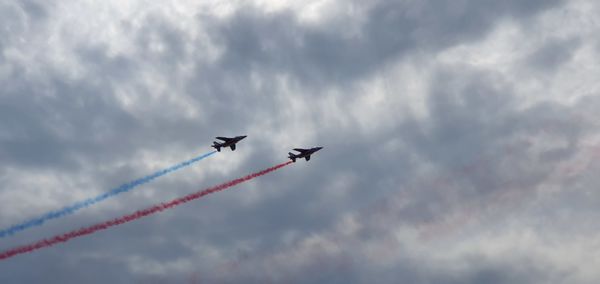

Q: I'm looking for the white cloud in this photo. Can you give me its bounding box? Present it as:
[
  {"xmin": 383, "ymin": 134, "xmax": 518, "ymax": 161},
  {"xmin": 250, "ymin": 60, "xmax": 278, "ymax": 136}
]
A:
[{"xmin": 2, "ymin": 1, "xmax": 600, "ymax": 283}]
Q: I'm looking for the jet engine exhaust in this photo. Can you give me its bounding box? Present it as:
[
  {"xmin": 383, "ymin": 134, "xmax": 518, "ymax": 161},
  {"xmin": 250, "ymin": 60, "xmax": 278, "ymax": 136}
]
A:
[
  {"xmin": 0, "ymin": 161, "xmax": 293, "ymax": 261},
  {"xmin": 0, "ymin": 151, "xmax": 217, "ymax": 239}
]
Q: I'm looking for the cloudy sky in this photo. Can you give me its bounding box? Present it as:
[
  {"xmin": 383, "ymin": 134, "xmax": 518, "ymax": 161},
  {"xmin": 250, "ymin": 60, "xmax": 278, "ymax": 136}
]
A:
[{"xmin": 1, "ymin": 0, "xmax": 600, "ymax": 283}]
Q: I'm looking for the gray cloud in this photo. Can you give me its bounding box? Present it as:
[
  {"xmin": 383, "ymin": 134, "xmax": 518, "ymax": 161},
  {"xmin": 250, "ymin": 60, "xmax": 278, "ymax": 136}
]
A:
[
  {"xmin": 2, "ymin": 0, "xmax": 598, "ymax": 283},
  {"xmin": 202, "ymin": 0, "xmax": 564, "ymax": 88},
  {"xmin": 526, "ymin": 36, "xmax": 581, "ymax": 72}
]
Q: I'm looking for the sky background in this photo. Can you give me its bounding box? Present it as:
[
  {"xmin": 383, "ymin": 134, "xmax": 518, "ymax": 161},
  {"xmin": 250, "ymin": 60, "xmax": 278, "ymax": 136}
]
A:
[{"xmin": 1, "ymin": 0, "xmax": 600, "ymax": 283}]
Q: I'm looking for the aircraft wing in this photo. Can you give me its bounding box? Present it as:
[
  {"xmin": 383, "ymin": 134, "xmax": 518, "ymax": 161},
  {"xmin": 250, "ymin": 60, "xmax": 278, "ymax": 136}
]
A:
[
  {"xmin": 216, "ymin": 137, "xmax": 232, "ymax": 142},
  {"xmin": 293, "ymin": 148, "xmax": 310, "ymax": 153}
]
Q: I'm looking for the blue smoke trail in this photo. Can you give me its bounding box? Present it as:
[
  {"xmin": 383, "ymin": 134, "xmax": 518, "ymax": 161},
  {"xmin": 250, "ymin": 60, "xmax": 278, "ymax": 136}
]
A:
[{"xmin": 0, "ymin": 151, "xmax": 217, "ymax": 238}]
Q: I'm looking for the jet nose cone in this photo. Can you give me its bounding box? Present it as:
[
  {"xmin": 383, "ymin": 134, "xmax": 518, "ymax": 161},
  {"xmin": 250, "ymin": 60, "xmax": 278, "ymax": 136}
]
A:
[
  {"xmin": 316, "ymin": 146, "xmax": 323, "ymax": 151},
  {"xmin": 240, "ymin": 135, "xmax": 247, "ymax": 139}
]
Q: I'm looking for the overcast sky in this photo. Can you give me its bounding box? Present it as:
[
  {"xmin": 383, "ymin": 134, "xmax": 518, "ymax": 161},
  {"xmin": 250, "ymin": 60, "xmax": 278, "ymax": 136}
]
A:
[{"xmin": 1, "ymin": 0, "xmax": 600, "ymax": 283}]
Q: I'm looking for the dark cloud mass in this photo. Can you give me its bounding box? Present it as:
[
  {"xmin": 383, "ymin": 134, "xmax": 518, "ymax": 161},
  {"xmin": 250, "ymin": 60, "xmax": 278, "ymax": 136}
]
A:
[
  {"xmin": 526, "ymin": 36, "xmax": 582, "ymax": 72},
  {"xmin": 1, "ymin": 0, "xmax": 599, "ymax": 283},
  {"xmin": 204, "ymin": 0, "xmax": 564, "ymax": 87}
]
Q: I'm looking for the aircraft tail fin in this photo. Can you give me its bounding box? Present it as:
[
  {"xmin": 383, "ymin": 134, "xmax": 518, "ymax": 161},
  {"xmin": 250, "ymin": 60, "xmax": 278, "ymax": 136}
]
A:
[
  {"xmin": 288, "ymin": 152, "xmax": 296, "ymax": 162},
  {"xmin": 212, "ymin": 142, "xmax": 221, "ymax": 152}
]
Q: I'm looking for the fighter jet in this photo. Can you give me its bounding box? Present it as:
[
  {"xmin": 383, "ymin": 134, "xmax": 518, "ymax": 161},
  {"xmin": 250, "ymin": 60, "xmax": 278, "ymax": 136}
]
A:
[
  {"xmin": 288, "ymin": 147, "xmax": 323, "ymax": 162},
  {"xmin": 212, "ymin": 135, "xmax": 247, "ymax": 152}
]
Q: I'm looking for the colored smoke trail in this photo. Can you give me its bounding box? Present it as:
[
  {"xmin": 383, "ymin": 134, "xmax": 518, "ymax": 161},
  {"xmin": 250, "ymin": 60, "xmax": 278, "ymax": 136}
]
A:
[
  {"xmin": 0, "ymin": 161, "xmax": 293, "ymax": 261},
  {"xmin": 0, "ymin": 151, "xmax": 217, "ymax": 239}
]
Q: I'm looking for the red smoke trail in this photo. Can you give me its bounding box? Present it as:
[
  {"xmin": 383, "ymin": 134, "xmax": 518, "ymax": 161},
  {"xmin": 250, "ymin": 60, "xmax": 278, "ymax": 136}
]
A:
[{"xmin": 0, "ymin": 161, "xmax": 293, "ymax": 261}]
